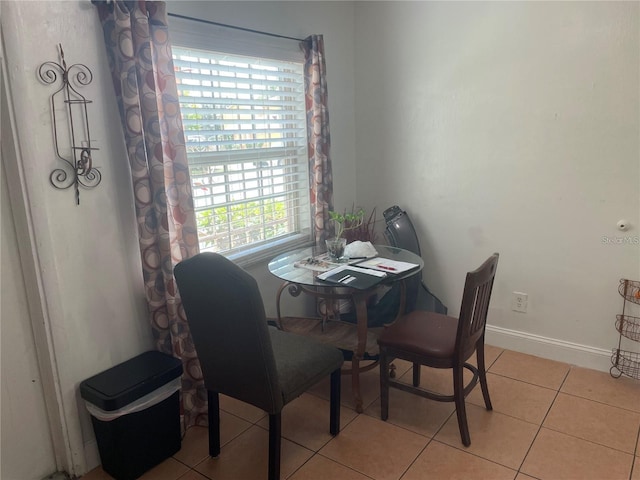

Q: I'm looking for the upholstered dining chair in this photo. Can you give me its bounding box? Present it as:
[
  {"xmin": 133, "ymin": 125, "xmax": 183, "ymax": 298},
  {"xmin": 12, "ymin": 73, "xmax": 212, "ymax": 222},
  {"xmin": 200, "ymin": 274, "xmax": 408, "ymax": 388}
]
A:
[
  {"xmin": 174, "ymin": 253, "xmax": 344, "ymax": 480},
  {"xmin": 377, "ymin": 253, "xmax": 499, "ymax": 446}
]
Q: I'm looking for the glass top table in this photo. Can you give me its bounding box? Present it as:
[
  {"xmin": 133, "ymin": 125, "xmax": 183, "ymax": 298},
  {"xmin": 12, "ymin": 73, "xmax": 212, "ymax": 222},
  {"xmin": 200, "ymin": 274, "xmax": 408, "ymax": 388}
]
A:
[
  {"xmin": 268, "ymin": 244, "xmax": 424, "ymax": 288},
  {"xmin": 268, "ymin": 244, "xmax": 424, "ymax": 412}
]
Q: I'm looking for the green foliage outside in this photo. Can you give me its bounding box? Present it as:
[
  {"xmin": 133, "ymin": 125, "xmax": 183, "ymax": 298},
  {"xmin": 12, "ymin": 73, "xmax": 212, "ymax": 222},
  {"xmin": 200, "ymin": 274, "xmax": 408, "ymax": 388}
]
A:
[{"xmin": 196, "ymin": 199, "xmax": 288, "ymax": 251}]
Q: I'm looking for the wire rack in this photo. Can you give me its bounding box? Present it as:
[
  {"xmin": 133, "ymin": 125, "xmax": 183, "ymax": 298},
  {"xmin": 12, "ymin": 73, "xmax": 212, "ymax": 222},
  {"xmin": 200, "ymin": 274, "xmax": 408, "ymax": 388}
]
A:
[
  {"xmin": 610, "ymin": 349, "xmax": 640, "ymax": 379},
  {"xmin": 615, "ymin": 315, "xmax": 640, "ymax": 342},
  {"xmin": 618, "ymin": 278, "xmax": 640, "ymax": 305},
  {"xmin": 611, "ymin": 279, "xmax": 640, "ymax": 379}
]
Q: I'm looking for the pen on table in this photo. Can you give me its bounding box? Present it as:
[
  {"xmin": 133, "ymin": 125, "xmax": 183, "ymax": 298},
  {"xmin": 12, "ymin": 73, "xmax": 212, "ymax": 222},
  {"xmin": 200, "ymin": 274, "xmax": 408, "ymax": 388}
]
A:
[
  {"xmin": 377, "ymin": 264, "xmax": 397, "ymax": 271},
  {"xmin": 349, "ymin": 256, "xmax": 367, "ymax": 260}
]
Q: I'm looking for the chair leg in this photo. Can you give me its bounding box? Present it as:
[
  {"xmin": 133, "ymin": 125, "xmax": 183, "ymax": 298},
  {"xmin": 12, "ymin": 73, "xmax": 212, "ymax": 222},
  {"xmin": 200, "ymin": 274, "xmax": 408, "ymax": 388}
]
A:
[
  {"xmin": 477, "ymin": 342, "xmax": 493, "ymax": 411},
  {"xmin": 207, "ymin": 390, "xmax": 221, "ymax": 457},
  {"xmin": 453, "ymin": 365, "xmax": 471, "ymax": 446},
  {"xmin": 268, "ymin": 413, "xmax": 282, "ymax": 480},
  {"xmin": 329, "ymin": 368, "xmax": 341, "ymax": 435},
  {"xmin": 379, "ymin": 348, "xmax": 390, "ymax": 421},
  {"xmin": 412, "ymin": 362, "xmax": 421, "ymax": 387}
]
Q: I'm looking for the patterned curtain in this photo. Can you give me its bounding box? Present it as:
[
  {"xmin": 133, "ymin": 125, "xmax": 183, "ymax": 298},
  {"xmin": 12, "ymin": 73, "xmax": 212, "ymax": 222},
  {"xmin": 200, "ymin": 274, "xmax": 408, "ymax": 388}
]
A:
[
  {"xmin": 302, "ymin": 35, "xmax": 334, "ymax": 244},
  {"xmin": 93, "ymin": 0, "xmax": 206, "ymax": 428}
]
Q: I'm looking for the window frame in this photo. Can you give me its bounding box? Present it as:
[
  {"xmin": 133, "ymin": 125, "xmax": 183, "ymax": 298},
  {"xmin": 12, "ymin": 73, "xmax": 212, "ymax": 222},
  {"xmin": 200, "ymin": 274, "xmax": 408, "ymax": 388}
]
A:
[{"xmin": 170, "ymin": 19, "xmax": 313, "ymax": 266}]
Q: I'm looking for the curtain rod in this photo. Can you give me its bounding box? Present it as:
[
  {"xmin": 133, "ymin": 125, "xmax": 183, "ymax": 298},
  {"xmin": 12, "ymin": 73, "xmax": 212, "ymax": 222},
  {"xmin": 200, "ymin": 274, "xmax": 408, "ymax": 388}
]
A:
[{"xmin": 167, "ymin": 12, "xmax": 306, "ymax": 42}]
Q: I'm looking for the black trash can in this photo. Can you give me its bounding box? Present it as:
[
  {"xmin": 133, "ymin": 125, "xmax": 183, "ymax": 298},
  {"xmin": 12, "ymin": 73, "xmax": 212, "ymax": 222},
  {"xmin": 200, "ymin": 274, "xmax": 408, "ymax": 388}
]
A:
[{"xmin": 80, "ymin": 351, "xmax": 183, "ymax": 480}]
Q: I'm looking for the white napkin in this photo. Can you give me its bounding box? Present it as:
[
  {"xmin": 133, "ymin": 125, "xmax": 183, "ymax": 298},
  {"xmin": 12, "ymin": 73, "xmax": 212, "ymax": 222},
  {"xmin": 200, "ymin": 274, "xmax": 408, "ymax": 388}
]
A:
[{"xmin": 344, "ymin": 241, "xmax": 378, "ymax": 259}]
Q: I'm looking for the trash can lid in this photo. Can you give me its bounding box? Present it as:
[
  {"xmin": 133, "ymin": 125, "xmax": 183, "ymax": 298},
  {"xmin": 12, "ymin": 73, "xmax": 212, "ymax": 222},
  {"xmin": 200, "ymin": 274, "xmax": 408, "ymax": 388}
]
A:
[{"xmin": 80, "ymin": 351, "xmax": 183, "ymax": 411}]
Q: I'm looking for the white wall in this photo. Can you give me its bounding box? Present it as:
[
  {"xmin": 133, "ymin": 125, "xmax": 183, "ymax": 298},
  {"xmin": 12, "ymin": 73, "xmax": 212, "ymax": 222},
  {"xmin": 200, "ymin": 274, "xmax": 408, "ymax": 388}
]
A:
[
  {"xmin": 4, "ymin": 1, "xmax": 637, "ymax": 476},
  {"xmin": 2, "ymin": 1, "xmax": 152, "ymax": 475},
  {"xmin": 1, "ymin": 1, "xmax": 356, "ymax": 476},
  {"xmin": 1, "ymin": 115, "xmax": 57, "ymax": 480},
  {"xmin": 354, "ymin": 1, "xmax": 640, "ymax": 367}
]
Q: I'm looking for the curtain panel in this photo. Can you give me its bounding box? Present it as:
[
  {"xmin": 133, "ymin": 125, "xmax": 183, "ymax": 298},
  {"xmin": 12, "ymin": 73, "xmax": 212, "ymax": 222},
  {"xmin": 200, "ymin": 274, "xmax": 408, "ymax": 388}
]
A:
[
  {"xmin": 302, "ymin": 35, "xmax": 334, "ymax": 244},
  {"xmin": 93, "ymin": 0, "xmax": 206, "ymax": 428}
]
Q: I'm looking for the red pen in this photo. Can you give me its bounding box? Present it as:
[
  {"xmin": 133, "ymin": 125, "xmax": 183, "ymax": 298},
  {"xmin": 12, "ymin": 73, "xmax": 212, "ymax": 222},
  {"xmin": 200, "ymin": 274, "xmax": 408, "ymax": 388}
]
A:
[{"xmin": 377, "ymin": 264, "xmax": 397, "ymax": 271}]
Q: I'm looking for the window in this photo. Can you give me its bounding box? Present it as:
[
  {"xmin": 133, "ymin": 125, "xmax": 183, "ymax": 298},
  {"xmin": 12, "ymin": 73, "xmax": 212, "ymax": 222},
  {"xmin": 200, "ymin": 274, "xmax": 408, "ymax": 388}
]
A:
[{"xmin": 172, "ymin": 42, "xmax": 311, "ymax": 264}]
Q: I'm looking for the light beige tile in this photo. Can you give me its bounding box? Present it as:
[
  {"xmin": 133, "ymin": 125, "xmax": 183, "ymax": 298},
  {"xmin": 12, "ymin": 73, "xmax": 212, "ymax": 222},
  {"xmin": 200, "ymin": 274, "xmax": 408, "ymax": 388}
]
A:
[
  {"xmin": 400, "ymin": 364, "xmax": 475, "ymax": 397},
  {"xmin": 219, "ymin": 394, "xmax": 267, "ymax": 423},
  {"xmin": 632, "ymin": 457, "xmax": 640, "ymax": 480},
  {"xmin": 173, "ymin": 413, "xmax": 253, "ymax": 467},
  {"xmin": 173, "ymin": 425, "xmax": 210, "ymax": 467},
  {"xmin": 489, "ymin": 350, "xmax": 570, "ymax": 390},
  {"xmin": 84, "ymin": 348, "xmax": 640, "ymax": 480},
  {"xmin": 365, "ymin": 384, "xmax": 455, "ymax": 438},
  {"xmin": 561, "ymin": 366, "xmax": 640, "ymax": 413},
  {"xmin": 288, "ymin": 454, "xmax": 372, "ymax": 480},
  {"xmin": 305, "ymin": 370, "xmax": 333, "ymax": 401},
  {"xmin": 82, "ymin": 459, "xmax": 190, "ymax": 480},
  {"xmin": 467, "ymin": 372, "xmax": 556, "ymax": 425},
  {"xmin": 319, "ymin": 413, "xmax": 428, "ymax": 480},
  {"xmin": 257, "ymin": 393, "xmax": 358, "ymax": 451},
  {"xmin": 341, "ymin": 364, "xmax": 383, "ymax": 412},
  {"xmin": 401, "ymin": 440, "xmax": 516, "ymax": 480},
  {"xmin": 79, "ymin": 467, "xmax": 114, "ymax": 480},
  {"xmin": 176, "ymin": 471, "xmax": 209, "ymax": 480},
  {"xmin": 138, "ymin": 458, "xmax": 190, "ymax": 480},
  {"xmin": 307, "ymin": 360, "xmax": 383, "ymax": 412},
  {"xmin": 435, "ymin": 403, "xmax": 538, "ymax": 470},
  {"xmin": 469, "ymin": 344, "xmax": 505, "ymax": 370},
  {"xmin": 543, "ymin": 392, "xmax": 640, "ymax": 454},
  {"xmin": 521, "ymin": 428, "xmax": 633, "ymax": 480},
  {"xmin": 194, "ymin": 425, "xmax": 313, "ymax": 480}
]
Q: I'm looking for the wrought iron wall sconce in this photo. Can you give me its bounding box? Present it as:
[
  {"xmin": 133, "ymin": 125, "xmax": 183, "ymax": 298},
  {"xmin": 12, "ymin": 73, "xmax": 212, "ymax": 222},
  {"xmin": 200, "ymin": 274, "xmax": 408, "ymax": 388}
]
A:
[{"xmin": 38, "ymin": 44, "xmax": 101, "ymax": 205}]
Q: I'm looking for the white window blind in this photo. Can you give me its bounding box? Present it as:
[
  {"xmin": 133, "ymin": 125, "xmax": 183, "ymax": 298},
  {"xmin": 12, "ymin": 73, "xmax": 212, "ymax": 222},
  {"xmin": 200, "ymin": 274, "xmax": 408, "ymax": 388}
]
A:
[{"xmin": 172, "ymin": 45, "xmax": 311, "ymax": 263}]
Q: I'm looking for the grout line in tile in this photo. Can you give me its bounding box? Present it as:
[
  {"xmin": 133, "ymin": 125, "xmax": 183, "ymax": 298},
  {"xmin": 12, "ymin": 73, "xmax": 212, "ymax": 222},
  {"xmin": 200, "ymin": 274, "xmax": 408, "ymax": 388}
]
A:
[
  {"xmin": 89, "ymin": 348, "xmax": 640, "ymax": 480},
  {"xmin": 555, "ymin": 387, "xmax": 640, "ymax": 416},
  {"xmin": 313, "ymin": 452, "xmax": 378, "ymax": 480},
  {"xmin": 514, "ymin": 373, "xmax": 566, "ymax": 473},
  {"xmin": 395, "ymin": 436, "xmax": 435, "ymax": 480},
  {"xmin": 429, "ymin": 438, "xmax": 521, "ymax": 478}
]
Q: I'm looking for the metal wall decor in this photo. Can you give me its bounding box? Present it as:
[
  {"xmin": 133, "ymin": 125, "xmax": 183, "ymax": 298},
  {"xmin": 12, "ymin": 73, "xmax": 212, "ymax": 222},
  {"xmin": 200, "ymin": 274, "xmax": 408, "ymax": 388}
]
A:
[{"xmin": 38, "ymin": 44, "xmax": 101, "ymax": 205}]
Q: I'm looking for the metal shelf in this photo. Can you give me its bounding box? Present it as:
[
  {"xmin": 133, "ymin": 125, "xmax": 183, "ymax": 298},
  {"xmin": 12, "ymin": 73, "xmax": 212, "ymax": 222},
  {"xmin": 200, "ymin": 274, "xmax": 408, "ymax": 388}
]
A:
[
  {"xmin": 610, "ymin": 349, "xmax": 640, "ymax": 380},
  {"xmin": 618, "ymin": 279, "xmax": 640, "ymax": 305},
  {"xmin": 611, "ymin": 279, "xmax": 640, "ymax": 380}
]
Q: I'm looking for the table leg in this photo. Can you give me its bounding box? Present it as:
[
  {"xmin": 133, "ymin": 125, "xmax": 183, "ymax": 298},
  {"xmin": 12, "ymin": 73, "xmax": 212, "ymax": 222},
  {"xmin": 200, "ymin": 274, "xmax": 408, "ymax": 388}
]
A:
[{"xmin": 351, "ymin": 292, "xmax": 369, "ymax": 413}]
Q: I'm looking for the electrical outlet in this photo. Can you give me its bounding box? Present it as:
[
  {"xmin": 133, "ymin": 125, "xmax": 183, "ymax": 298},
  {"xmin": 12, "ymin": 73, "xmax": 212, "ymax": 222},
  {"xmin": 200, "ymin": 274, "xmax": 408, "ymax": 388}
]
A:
[{"xmin": 512, "ymin": 292, "xmax": 528, "ymax": 313}]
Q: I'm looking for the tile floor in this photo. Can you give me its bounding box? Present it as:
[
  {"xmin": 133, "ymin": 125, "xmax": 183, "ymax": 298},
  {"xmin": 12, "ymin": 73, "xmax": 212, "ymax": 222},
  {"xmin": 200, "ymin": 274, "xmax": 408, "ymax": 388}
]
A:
[{"xmin": 82, "ymin": 346, "xmax": 640, "ymax": 480}]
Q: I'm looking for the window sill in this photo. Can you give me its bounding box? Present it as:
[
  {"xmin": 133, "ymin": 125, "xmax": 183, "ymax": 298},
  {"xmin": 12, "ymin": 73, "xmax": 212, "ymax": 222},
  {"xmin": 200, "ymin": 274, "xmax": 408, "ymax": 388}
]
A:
[{"xmin": 203, "ymin": 234, "xmax": 314, "ymax": 270}]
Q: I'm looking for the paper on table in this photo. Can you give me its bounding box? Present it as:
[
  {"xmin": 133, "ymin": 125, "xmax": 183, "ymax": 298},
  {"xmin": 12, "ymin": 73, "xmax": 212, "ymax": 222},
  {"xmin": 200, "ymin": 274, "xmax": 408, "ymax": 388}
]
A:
[
  {"xmin": 317, "ymin": 265, "xmax": 387, "ymax": 290},
  {"xmin": 356, "ymin": 257, "xmax": 419, "ymax": 274},
  {"xmin": 317, "ymin": 264, "xmax": 387, "ymax": 280}
]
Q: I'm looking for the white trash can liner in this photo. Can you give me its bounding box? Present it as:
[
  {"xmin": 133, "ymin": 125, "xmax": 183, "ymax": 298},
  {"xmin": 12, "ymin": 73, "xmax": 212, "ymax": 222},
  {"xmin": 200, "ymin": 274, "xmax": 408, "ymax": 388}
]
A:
[{"xmin": 85, "ymin": 377, "xmax": 181, "ymax": 422}]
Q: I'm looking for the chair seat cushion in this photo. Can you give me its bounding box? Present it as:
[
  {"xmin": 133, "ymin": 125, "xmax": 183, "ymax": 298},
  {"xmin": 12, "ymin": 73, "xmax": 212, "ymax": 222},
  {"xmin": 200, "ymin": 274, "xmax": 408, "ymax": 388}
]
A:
[
  {"xmin": 377, "ymin": 311, "xmax": 458, "ymax": 360},
  {"xmin": 269, "ymin": 327, "xmax": 344, "ymax": 405}
]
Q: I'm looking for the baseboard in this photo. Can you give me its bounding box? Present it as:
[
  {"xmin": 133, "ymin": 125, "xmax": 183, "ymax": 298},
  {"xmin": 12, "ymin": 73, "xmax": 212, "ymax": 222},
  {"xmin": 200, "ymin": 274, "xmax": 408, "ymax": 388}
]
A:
[
  {"xmin": 42, "ymin": 473, "xmax": 71, "ymax": 480},
  {"xmin": 485, "ymin": 325, "xmax": 612, "ymax": 373}
]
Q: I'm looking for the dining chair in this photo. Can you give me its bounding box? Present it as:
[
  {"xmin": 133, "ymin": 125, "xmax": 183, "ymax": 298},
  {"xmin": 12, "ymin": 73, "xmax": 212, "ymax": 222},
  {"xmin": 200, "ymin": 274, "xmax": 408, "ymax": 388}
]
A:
[
  {"xmin": 174, "ymin": 253, "xmax": 344, "ymax": 480},
  {"xmin": 377, "ymin": 253, "xmax": 499, "ymax": 446}
]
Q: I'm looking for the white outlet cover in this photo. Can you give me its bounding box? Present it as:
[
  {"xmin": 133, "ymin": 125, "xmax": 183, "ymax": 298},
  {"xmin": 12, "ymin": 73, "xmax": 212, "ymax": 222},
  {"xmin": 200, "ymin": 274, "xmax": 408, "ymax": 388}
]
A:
[{"xmin": 511, "ymin": 292, "xmax": 528, "ymax": 313}]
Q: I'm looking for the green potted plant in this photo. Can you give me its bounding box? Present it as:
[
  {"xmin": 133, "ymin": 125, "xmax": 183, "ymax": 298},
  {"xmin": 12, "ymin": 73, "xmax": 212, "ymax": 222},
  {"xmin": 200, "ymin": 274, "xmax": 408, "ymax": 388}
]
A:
[
  {"xmin": 326, "ymin": 207, "xmax": 365, "ymax": 260},
  {"xmin": 329, "ymin": 208, "xmax": 365, "ymax": 239}
]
